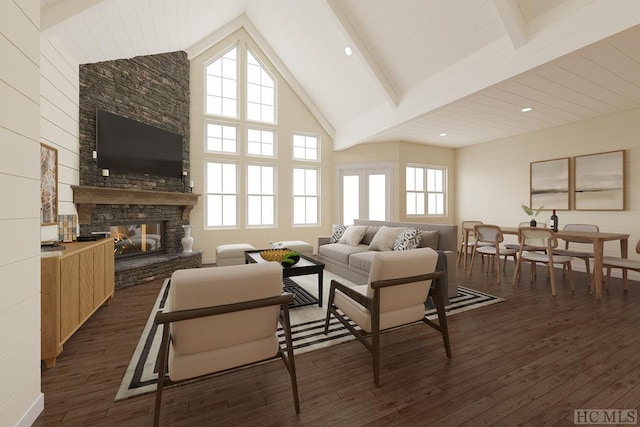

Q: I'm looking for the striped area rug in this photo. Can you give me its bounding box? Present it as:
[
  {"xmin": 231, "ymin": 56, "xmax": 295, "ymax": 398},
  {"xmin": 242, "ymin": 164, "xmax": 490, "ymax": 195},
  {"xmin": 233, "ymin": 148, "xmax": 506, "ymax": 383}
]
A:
[{"xmin": 115, "ymin": 276, "xmax": 503, "ymax": 401}]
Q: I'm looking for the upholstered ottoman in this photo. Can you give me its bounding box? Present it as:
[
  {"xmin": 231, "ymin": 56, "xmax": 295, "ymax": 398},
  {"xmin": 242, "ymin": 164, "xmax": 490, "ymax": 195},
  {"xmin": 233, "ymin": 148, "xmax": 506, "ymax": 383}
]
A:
[
  {"xmin": 215, "ymin": 243, "xmax": 256, "ymax": 266},
  {"xmin": 272, "ymin": 240, "xmax": 313, "ymax": 256}
]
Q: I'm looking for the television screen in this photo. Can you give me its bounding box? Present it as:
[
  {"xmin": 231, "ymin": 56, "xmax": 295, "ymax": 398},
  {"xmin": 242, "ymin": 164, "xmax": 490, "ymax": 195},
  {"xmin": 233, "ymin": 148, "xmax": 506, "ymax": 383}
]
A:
[{"xmin": 96, "ymin": 110, "xmax": 183, "ymax": 178}]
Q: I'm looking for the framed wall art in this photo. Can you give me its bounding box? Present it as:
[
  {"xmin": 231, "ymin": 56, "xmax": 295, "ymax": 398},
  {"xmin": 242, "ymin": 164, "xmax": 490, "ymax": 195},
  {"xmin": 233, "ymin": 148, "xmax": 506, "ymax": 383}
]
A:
[
  {"xmin": 574, "ymin": 150, "xmax": 625, "ymax": 210},
  {"xmin": 530, "ymin": 157, "xmax": 570, "ymax": 210},
  {"xmin": 40, "ymin": 143, "xmax": 58, "ymax": 225}
]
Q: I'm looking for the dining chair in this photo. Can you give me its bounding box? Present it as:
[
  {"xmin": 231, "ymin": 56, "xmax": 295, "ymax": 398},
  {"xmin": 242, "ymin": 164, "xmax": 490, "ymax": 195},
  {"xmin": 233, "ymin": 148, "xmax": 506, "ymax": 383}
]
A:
[
  {"xmin": 602, "ymin": 239, "xmax": 640, "ymax": 292},
  {"xmin": 457, "ymin": 220, "xmax": 483, "ymax": 268},
  {"xmin": 512, "ymin": 227, "xmax": 574, "ymax": 296},
  {"xmin": 468, "ymin": 224, "xmax": 518, "ymax": 285},
  {"xmin": 553, "ymin": 223, "xmax": 599, "ymax": 288},
  {"xmin": 153, "ymin": 263, "xmax": 300, "ymax": 426},
  {"xmin": 504, "ymin": 222, "xmax": 547, "ymax": 251},
  {"xmin": 324, "ymin": 247, "xmax": 451, "ymax": 386}
]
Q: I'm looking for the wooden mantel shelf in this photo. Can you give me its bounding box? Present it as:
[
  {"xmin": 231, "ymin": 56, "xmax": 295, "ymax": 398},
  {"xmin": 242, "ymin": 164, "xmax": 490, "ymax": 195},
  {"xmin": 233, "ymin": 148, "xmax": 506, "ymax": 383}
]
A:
[{"xmin": 71, "ymin": 185, "xmax": 200, "ymax": 224}]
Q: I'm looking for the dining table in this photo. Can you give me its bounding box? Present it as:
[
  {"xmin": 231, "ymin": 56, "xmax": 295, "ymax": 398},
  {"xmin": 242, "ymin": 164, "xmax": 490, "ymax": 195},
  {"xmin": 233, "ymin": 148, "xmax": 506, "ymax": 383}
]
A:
[{"xmin": 462, "ymin": 225, "xmax": 629, "ymax": 299}]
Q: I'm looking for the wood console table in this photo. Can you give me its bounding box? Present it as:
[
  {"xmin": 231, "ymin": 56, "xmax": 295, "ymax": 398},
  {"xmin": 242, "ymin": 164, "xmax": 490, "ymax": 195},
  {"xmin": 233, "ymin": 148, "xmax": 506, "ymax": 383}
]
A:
[{"xmin": 41, "ymin": 238, "xmax": 115, "ymax": 367}]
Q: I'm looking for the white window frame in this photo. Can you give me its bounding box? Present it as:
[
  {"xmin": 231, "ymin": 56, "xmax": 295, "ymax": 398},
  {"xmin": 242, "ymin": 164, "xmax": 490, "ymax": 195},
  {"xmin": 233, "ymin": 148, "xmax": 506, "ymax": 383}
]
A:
[
  {"xmin": 205, "ymin": 160, "xmax": 238, "ymax": 228},
  {"xmin": 292, "ymin": 167, "xmax": 319, "ymax": 226},
  {"xmin": 204, "ymin": 45, "xmax": 238, "ymax": 119},
  {"xmin": 246, "ymin": 49, "xmax": 276, "ymax": 124},
  {"xmin": 205, "ymin": 121, "xmax": 238, "ymax": 154},
  {"xmin": 292, "ymin": 133, "xmax": 320, "ymax": 161},
  {"xmin": 406, "ymin": 165, "xmax": 446, "ymax": 216},
  {"xmin": 246, "ymin": 164, "xmax": 276, "ymax": 227},
  {"xmin": 247, "ymin": 127, "xmax": 276, "ymax": 158},
  {"xmin": 337, "ymin": 164, "xmax": 392, "ymax": 224}
]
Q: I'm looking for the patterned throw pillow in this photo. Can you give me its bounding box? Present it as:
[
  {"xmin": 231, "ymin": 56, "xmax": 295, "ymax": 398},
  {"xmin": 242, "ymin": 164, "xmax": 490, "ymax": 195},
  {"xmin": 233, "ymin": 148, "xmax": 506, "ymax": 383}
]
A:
[
  {"xmin": 329, "ymin": 224, "xmax": 347, "ymax": 243},
  {"xmin": 393, "ymin": 227, "xmax": 422, "ymax": 251}
]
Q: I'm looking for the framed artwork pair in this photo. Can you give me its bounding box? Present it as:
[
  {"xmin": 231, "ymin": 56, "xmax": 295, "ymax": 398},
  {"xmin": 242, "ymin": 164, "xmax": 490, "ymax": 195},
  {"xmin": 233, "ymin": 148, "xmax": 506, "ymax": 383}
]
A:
[{"xmin": 530, "ymin": 150, "xmax": 625, "ymax": 211}]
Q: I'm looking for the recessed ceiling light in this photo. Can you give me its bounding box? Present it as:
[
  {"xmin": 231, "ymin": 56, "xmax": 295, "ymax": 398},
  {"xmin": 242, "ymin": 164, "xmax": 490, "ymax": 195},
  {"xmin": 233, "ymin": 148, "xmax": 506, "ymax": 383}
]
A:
[
  {"xmin": 520, "ymin": 107, "xmax": 533, "ymax": 112},
  {"xmin": 439, "ymin": 133, "xmax": 448, "ymax": 137},
  {"xmin": 344, "ymin": 46, "xmax": 353, "ymax": 56}
]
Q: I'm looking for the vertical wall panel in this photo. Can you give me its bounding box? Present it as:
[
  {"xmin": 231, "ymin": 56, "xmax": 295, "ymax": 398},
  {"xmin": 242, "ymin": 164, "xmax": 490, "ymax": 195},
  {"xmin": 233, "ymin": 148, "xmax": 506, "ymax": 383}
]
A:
[{"xmin": 0, "ymin": 0, "xmax": 44, "ymax": 425}]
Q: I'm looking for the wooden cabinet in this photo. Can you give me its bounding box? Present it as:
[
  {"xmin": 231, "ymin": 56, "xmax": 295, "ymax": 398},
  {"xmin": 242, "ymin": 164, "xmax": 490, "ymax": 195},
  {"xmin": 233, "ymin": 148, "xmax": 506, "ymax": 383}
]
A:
[{"xmin": 41, "ymin": 238, "xmax": 114, "ymax": 367}]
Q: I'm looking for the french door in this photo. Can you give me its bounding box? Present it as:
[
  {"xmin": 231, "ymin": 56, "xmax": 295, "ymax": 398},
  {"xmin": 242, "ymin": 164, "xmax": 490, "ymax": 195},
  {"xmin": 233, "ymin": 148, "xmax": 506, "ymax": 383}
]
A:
[{"xmin": 338, "ymin": 166, "xmax": 390, "ymax": 225}]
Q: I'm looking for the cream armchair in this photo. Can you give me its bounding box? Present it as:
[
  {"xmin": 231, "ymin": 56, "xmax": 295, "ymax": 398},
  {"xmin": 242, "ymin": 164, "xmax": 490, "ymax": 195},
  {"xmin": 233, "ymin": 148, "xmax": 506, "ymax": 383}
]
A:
[
  {"xmin": 153, "ymin": 263, "xmax": 299, "ymax": 426},
  {"xmin": 324, "ymin": 247, "xmax": 451, "ymax": 386}
]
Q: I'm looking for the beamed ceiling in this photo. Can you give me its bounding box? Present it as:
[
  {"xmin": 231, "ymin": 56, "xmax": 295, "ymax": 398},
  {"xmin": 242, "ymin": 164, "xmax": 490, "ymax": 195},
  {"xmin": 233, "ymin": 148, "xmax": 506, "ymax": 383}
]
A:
[{"xmin": 40, "ymin": 0, "xmax": 640, "ymax": 150}]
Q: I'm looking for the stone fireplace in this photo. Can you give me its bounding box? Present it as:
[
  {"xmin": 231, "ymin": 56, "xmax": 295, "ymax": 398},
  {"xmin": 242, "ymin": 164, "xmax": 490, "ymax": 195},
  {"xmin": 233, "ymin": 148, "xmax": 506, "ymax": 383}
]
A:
[
  {"xmin": 75, "ymin": 51, "xmax": 199, "ymax": 289},
  {"xmin": 72, "ymin": 185, "xmax": 202, "ymax": 289},
  {"xmin": 111, "ymin": 221, "xmax": 165, "ymax": 258}
]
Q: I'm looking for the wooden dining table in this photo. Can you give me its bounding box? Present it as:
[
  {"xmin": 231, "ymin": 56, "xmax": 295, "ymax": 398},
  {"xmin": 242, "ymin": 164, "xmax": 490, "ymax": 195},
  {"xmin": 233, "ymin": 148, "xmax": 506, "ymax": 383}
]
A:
[{"xmin": 462, "ymin": 225, "xmax": 629, "ymax": 299}]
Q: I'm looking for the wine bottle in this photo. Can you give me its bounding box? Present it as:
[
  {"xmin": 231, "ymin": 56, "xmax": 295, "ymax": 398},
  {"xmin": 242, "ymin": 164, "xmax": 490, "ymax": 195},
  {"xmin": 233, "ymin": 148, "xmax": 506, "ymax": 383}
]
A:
[{"xmin": 550, "ymin": 209, "xmax": 558, "ymax": 232}]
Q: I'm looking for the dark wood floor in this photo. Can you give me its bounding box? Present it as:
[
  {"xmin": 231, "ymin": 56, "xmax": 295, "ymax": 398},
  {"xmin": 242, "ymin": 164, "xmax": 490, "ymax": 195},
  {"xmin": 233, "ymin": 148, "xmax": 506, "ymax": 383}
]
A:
[{"xmin": 34, "ymin": 259, "xmax": 640, "ymax": 426}]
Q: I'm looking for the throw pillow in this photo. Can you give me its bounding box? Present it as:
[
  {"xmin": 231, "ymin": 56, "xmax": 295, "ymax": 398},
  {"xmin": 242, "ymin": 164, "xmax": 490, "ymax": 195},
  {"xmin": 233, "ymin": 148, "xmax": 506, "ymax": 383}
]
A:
[
  {"xmin": 329, "ymin": 224, "xmax": 347, "ymax": 243},
  {"xmin": 393, "ymin": 227, "xmax": 422, "ymax": 251},
  {"xmin": 418, "ymin": 230, "xmax": 439, "ymax": 250},
  {"xmin": 368, "ymin": 226, "xmax": 405, "ymax": 251},
  {"xmin": 338, "ymin": 225, "xmax": 368, "ymax": 246}
]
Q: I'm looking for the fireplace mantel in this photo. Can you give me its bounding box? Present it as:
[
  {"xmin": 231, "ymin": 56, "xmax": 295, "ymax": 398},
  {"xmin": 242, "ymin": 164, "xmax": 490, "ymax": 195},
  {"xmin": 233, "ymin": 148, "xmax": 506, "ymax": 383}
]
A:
[{"xmin": 71, "ymin": 185, "xmax": 200, "ymax": 224}]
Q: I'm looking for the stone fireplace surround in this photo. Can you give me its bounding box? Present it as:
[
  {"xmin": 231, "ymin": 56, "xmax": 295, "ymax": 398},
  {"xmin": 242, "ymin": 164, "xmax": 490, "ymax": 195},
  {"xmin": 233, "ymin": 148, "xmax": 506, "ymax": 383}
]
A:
[
  {"xmin": 75, "ymin": 51, "xmax": 202, "ymax": 289},
  {"xmin": 72, "ymin": 185, "xmax": 202, "ymax": 289}
]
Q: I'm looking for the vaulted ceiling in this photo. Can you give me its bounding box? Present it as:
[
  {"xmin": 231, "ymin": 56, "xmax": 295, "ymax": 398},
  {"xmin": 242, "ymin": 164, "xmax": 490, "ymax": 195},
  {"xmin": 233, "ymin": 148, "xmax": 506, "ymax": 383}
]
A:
[{"xmin": 41, "ymin": 0, "xmax": 640, "ymax": 150}]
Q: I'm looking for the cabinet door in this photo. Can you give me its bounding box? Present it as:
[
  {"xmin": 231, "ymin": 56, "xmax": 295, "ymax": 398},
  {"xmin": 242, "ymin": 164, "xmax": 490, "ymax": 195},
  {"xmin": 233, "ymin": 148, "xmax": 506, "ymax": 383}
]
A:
[
  {"xmin": 79, "ymin": 249, "xmax": 95, "ymax": 321},
  {"xmin": 93, "ymin": 242, "xmax": 106, "ymax": 305},
  {"xmin": 60, "ymin": 254, "xmax": 80, "ymax": 342},
  {"xmin": 104, "ymin": 239, "xmax": 115, "ymax": 297}
]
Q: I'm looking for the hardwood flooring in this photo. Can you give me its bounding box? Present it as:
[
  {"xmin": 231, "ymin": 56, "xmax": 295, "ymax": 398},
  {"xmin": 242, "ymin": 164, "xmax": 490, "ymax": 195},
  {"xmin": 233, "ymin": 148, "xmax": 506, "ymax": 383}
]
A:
[{"xmin": 34, "ymin": 260, "xmax": 640, "ymax": 426}]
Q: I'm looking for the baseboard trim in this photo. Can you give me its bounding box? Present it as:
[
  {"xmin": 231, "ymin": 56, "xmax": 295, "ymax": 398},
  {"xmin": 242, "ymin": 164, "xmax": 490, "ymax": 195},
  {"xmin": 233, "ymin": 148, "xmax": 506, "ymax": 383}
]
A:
[{"xmin": 16, "ymin": 392, "xmax": 44, "ymax": 427}]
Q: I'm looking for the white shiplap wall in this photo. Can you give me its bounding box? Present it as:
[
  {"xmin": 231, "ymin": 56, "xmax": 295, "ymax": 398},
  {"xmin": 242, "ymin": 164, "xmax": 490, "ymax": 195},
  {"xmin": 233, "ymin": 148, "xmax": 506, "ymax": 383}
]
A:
[
  {"xmin": 40, "ymin": 36, "xmax": 80, "ymax": 241},
  {"xmin": 456, "ymin": 106, "xmax": 640, "ymax": 279},
  {"xmin": 0, "ymin": 0, "xmax": 44, "ymax": 425}
]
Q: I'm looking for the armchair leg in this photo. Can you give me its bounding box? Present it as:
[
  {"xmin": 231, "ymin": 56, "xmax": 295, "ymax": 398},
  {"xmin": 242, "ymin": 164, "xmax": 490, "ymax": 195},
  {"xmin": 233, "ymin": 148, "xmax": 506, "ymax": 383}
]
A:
[
  {"xmin": 371, "ymin": 293, "xmax": 381, "ymax": 387},
  {"xmin": 153, "ymin": 323, "xmax": 171, "ymax": 427},
  {"xmin": 425, "ymin": 279, "xmax": 452, "ymax": 358},
  {"xmin": 280, "ymin": 305, "xmax": 300, "ymax": 414},
  {"xmin": 324, "ymin": 280, "xmax": 337, "ymax": 334}
]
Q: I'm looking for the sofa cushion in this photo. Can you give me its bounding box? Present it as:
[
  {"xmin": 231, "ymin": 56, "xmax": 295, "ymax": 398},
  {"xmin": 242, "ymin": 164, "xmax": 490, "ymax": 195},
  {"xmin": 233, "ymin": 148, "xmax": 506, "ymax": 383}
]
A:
[
  {"xmin": 329, "ymin": 224, "xmax": 347, "ymax": 243},
  {"xmin": 419, "ymin": 230, "xmax": 439, "ymax": 250},
  {"xmin": 349, "ymin": 251, "xmax": 376, "ymax": 273},
  {"xmin": 368, "ymin": 226, "xmax": 405, "ymax": 251},
  {"xmin": 361, "ymin": 226, "xmax": 381, "ymax": 245},
  {"xmin": 393, "ymin": 227, "xmax": 422, "ymax": 251},
  {"xmin": 319, "ymin": 243, "xmax": 369, "ymax": 265}
]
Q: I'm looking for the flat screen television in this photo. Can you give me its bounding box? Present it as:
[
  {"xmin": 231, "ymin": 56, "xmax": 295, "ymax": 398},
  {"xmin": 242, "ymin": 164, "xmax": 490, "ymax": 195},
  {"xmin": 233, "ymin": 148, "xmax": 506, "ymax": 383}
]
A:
[{"xmin": 96, "ymin": 110, "xmax": 183, "ymax": 178}]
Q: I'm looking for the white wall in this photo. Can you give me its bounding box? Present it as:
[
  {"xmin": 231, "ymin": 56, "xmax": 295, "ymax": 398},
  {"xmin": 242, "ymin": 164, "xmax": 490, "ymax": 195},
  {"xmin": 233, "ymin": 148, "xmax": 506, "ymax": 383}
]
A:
[
  {"xmin": 456, "ymin": 107, "xmax": 640, "ymax": 275},
  {"xmin": 40, "ymin": 37, "xmax": 80, "ymax": 241},
  {"xmin": 0, "ymin": 0, "xmax": 44, "ymax": 425}
]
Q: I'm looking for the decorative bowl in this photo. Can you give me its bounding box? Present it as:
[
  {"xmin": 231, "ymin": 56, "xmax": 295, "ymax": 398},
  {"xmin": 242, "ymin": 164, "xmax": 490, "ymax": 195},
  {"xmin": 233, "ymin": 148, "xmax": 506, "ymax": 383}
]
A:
[{"xmin": 259, "ymin": 249, "xmax": 301, "ymax": 267}]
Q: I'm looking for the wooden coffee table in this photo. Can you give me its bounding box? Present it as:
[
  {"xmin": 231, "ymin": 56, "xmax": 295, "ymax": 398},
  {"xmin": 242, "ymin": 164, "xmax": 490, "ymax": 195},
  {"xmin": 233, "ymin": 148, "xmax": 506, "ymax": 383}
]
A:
[{"xmin": 244, "ymin": 249, "xmax": 325, "ymax": 307}]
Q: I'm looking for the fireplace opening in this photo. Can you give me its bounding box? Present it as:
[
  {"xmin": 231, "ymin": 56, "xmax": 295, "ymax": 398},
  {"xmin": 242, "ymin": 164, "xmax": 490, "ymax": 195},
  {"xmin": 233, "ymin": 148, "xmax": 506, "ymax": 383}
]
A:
[{"xmin": 110, "ymin": 222, "xmax": 164, "ymax": 259}]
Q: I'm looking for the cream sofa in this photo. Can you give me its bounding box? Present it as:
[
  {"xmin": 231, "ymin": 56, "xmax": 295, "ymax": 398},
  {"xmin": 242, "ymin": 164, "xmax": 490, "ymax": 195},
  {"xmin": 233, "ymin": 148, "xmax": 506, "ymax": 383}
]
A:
[{"xmin": 318, "ymin": 219, "xmax": 458, "ymax": 298}]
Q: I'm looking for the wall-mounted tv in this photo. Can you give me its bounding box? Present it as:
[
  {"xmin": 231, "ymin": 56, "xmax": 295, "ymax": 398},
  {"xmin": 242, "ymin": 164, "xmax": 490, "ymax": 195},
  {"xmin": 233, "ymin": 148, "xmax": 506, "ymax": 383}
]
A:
[{"xmin": 96, "ymin": 110, "xmax": 183, "ymax": 178}]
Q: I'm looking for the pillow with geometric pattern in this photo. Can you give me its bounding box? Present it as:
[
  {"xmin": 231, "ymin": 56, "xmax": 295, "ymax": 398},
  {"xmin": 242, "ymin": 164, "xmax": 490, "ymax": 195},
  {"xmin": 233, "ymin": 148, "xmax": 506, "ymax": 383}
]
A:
[
  {"xmin": 329, "ymin": 224, "xmax": 347, "ymax": 243},
  {"xmin": 393, "ymin": 227, "xmax": 422, "ymax": 251}
]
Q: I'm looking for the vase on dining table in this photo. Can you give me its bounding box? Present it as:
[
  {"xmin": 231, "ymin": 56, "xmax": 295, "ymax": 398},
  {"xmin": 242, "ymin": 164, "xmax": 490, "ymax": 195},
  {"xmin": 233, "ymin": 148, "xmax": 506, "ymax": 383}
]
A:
[
  {"xmin": 181, "ymin": 225, "xmax": 194, "ymax": 253},
  {"xmin": 529, "ymin": 219, "xmax": 537, "ymax": 227}
]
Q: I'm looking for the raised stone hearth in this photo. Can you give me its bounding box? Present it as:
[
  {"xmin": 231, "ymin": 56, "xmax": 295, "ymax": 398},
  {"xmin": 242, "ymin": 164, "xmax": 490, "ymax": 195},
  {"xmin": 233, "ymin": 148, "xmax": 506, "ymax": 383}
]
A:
[{"xmin": 115, "ymin": 251, "xmax": 202, "ymax": 290}]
